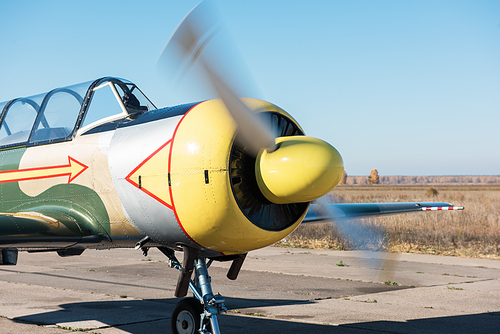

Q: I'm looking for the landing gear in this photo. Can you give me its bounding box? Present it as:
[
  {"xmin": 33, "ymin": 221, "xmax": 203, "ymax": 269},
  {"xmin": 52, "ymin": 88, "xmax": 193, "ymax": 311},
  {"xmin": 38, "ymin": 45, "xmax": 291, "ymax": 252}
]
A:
[{"xmin": 159, "ymin": 247, "xmax": 227, "ymax": 334}]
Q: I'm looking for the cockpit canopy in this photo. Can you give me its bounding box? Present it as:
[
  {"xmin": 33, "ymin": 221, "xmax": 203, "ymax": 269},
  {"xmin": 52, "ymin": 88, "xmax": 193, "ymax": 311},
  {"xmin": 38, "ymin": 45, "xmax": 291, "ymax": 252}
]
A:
[{"xmin": 0, "ymin": 77, "xmax": 156, "ymax": 148}]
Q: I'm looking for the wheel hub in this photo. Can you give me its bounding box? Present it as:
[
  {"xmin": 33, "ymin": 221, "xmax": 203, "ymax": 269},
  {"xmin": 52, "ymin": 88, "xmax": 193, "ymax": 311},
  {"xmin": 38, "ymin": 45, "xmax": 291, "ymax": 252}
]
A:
[{"xmin": 176, "ymin": 310, "xmax": 196, "ymax": 334}]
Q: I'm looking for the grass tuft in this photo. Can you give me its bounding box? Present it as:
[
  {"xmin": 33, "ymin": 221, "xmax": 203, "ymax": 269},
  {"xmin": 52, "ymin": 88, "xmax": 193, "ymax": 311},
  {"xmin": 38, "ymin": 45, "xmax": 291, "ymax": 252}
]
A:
[
  {"xmin": 336, "ymin": 260, "xmax": 346, "ymax": 266},
  {"xmin": 447, "ymin": 286, "xmax": 464, "ymax": 290}
]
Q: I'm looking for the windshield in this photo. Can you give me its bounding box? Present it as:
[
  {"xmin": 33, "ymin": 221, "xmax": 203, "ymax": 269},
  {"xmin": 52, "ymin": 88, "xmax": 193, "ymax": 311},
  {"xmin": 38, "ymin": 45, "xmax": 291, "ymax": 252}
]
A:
[{"xmin": 80, "ymin": 79, "xmax": 156, "ymax": 131}]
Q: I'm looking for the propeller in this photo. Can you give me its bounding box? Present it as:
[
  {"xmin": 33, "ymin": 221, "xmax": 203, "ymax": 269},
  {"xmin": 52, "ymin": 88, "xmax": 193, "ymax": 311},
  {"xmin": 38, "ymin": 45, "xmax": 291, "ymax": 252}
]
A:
[{"xmin": 157, "ymin": 0, "xmax": 398, "ymax": 283}]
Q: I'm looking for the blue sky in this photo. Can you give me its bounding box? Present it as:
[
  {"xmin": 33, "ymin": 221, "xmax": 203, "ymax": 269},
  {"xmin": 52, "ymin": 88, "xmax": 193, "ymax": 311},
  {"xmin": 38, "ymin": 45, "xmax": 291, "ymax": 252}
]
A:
[{"xmin": 0, "ymin": 0, "xmax": 498, "ymax": 176}]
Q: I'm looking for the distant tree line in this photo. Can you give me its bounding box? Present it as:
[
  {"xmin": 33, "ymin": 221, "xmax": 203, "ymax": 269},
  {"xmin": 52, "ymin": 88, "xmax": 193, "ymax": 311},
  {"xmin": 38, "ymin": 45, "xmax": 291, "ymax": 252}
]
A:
[{"xmin": 338, "ymin": 171, "xmax": 500, "ymax": 185}]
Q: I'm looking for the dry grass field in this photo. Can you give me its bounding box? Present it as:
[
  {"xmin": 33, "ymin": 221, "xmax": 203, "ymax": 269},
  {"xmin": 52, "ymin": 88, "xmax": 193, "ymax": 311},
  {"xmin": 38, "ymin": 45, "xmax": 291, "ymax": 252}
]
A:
[{"xmin": 275, "ymin": 184, "xmax": 500, "ymax": 259}]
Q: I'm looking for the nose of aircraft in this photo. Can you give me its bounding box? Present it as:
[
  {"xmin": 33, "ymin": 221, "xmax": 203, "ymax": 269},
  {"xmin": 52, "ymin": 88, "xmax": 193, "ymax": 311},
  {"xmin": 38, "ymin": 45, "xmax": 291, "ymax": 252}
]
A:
[{"xmin": 255, "ymin": 136, "xmax": 344, "ymax": 204}]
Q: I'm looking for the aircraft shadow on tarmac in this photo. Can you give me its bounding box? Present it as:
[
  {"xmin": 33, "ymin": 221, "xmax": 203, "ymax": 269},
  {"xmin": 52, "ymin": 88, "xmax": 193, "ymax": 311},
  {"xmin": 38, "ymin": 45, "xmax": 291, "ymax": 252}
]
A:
[{"xmin": 11, "ymin": 297, "xmax": 500, "ymax": 334}]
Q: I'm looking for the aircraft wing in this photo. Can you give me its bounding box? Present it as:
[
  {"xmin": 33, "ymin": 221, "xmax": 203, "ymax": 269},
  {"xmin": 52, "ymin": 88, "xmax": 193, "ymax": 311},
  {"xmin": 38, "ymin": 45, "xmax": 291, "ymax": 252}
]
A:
[
  {"xmin": 303, "ymin": 202, "xmax": 464, "ymax": 223},
  {"xmin": 0, "ymin": 210, "xmax": 108, "ymax": 249}
]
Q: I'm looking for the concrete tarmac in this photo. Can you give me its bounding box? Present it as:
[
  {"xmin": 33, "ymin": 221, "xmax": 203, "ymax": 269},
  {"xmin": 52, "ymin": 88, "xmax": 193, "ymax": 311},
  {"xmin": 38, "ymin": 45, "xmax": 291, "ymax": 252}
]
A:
[{"xmin": 0, "ymin": 247, "xmax": 499, "ymax": 333}]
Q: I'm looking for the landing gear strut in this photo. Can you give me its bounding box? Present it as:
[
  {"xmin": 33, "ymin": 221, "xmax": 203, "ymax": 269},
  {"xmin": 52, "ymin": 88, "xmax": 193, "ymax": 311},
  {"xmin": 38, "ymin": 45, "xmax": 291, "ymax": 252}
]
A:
[{"xmin": 159, "ymin": 247, "xmax": 227, "ymax": 334}]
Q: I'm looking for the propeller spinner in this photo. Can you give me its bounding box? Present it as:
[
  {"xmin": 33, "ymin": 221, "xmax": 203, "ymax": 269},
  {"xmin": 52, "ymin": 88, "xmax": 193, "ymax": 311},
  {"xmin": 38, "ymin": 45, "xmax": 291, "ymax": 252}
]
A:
[{"xmin": 256, "ymin": 136, "xmax": 343, "ymax": 204}]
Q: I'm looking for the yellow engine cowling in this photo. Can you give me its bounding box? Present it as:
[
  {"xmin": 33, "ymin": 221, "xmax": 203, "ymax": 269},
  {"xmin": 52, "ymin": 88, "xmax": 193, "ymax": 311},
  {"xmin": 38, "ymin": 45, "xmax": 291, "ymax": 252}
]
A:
[{"xmin": 169, "ymin": 98, "xmax": 343, "ymax": 255}]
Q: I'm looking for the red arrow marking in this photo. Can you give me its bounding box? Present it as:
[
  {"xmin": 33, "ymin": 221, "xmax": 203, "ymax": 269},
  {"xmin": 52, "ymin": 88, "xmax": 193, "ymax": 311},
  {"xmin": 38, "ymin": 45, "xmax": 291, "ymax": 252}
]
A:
[{"xmin": 0, "ymin": 156, "xmax": 88, "ymax": 184}]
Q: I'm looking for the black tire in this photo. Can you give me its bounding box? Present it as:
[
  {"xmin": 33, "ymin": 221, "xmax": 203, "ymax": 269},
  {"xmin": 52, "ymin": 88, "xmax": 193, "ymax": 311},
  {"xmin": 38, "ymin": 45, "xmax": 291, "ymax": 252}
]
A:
[{"xmin": 171, "ymin": 297, "xmax": 203, "ymax": 334}]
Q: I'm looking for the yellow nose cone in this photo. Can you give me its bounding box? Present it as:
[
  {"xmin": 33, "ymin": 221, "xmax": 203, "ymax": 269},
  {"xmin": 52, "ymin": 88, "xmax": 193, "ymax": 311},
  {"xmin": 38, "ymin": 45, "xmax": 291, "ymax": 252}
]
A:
[{"xmin": 255, "ymin": 136, "xmax": 344, "ymax": 204}]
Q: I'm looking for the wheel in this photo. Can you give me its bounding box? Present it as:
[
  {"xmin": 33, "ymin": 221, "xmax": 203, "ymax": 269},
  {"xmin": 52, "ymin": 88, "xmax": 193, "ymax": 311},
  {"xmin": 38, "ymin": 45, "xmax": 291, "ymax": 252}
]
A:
[{"xmin": 171, "ymin": 297, "xmax": 203, "ymax": 334}]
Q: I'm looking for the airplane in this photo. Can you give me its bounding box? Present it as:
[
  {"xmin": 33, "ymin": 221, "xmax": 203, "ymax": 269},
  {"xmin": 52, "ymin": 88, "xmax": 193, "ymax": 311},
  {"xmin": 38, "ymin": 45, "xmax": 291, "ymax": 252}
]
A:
[{"xmin": 0, "ymin": 3, "xmax": 464, "ymax": 334}]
